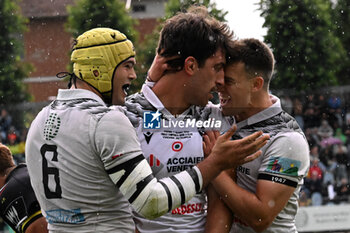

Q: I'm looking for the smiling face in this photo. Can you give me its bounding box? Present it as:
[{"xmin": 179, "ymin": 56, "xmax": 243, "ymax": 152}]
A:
[
  {"xmin": 186, "ymin": 49, "xmax": 226, "ymax": 107},
  {"xmin": 219, "ymin": 62, "xmax": 254, "ymax": 118},
  {"xmin": 112, "ymin": 57, "xmax": 137, "ymax": 105}
]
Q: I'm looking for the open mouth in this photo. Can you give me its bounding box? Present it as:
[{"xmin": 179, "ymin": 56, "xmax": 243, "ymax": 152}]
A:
[
  {"xmin": 219, "ymin": 94, "xmax": 231, "ymax": 105},
  {"xmin": 122, "ymin": 84, "xmax": 130, "ymax": 95}
]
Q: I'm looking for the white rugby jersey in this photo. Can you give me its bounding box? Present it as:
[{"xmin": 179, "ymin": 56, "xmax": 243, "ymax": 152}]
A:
[
  {"xmin": 227, "ymin": 96, "xmax": 310, "ymax": 233},
  {"xmin": 124, "ymin": 85, "xmax": 224, "ymax": 233},
  {"xmin": 26, "ymin": 89, "xmax": 203, "ymax": 233}
]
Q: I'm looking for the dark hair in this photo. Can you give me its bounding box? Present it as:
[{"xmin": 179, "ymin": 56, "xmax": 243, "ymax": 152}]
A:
[
  {"xmin": 157, "ymin": 6, "xmax": 233, "ymax": 70},
  {"xmin": 226, "ymin": 38, "xmax": 274, "ymax": 88},
  {"xmin": 0, "ymin": 144, "xmax": 14, "ymax": 176}
]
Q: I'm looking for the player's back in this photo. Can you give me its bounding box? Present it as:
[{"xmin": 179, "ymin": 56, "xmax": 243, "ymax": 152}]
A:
[{"xmin": 26, "ymin": 89, "xmax": 135, "ymax": 232}]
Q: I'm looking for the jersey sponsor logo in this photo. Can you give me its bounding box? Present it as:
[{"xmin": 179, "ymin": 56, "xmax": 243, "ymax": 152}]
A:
[
  {"xmin": 45, "ymin": 208, "xmax": 85, "ymax": 224},
  {"xmin": 166, "ymin": 156, "xmax": 203, "ymax": 173},
  {"xmin": 44, "ymin": 113, "xmax": 61, "ymax": 140},
  {"xmin": 143, "ymin": 132, "xmax": 153, "ymax": 144},
  {"xmin": 143, "ymin": 110, "xmax": 161, "ymax": 129},
  {"xmin": 147, "ymin": 154, "xmax": 164, "ymax": 174},
  {"xmin": 171, "ymin": 203, "xmax": 204, "ymax": 215},
  {"xmin": 172, "ymin": 141, "xmax": 183, "ymax": 152},
  {"xmin": 4, "ymin": 197, "xmax": 27, "ymax": 230},
  {"xmin": 265, "ymin": 156, "xmax": 301, "ymax": 176},
  {"xmin": 238, "ymin": 165, "xmax": 250, "ymax": 175}
]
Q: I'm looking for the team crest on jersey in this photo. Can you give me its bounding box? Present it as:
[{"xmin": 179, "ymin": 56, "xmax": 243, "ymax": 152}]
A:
[
  {"xmin": 4, "ymin": 197, "xmax": 27, "ymax": 230},
  {"xmin": 147, "ymin": 154, "xmax": 164, "ymax": 174},
  {"xmin": 44, "ymin": 113, "xmax": 61, "ymax": 140},
  {"xmin": 265, "ymin": 156, "xmax": 300, "ymax": 176}
]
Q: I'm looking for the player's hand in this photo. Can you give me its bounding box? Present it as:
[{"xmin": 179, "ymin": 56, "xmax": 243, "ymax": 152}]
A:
[
  {"xmin": 147, "ymin": 54, "xmax": 170, "ymax": 82},
  {"xmin": 147, "ymin": 53, "xmax": 181, "ymax": 82},
  {"xmin": 210, "ymin": 125, "xmax": 270, "ymax": 169},
  {"xmin": 203, "ymin": 130, "xmax": 220, "ymax": 158}
]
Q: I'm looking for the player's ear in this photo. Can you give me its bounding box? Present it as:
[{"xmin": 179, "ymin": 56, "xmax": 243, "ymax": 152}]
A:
[
  {"xmin": 183, "ymin": 56, "xmax": 197, "ymax": 75},
  {"xmin": 251, "ymin": 76, "xmax": 264, "ymax": 92}
]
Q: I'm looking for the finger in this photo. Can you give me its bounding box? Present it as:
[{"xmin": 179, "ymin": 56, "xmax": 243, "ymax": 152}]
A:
[
  {"xmin": 242, "ymin": 151, "xmax": 262, "ymax": 164},
  {"xmin": 205, "ymin": 130, "xmax": 216, "ymax": 142},
  {"xmin": 221, "ymin": 124, "xmax": 237, "ymax": 140},
  {"xmin": 240, "ymin": 130, "xmax": 263, "ymax": 144},
  {"xmin": 254, "ymin": 134, "xmax": 270, "ymax": 149},
  {"xmin": 203, "ymin": 134, "xmax": 210, "ymax": 147}
]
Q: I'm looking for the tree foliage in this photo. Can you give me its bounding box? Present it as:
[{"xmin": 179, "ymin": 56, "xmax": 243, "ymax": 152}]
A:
[
  {"xmin": 259, "ymin": 0, "xmax": 345, "ymax": 92},
  {"xmin": 66, "ymin": 0, "xmax": 138, "ymax": 42},
  {"xmin": 0, "ymin": 0, "xmax": 31, "ymax": 105},
  {"xmin": 334, "ymin": 0, "xmax": 350, "ymax": 85},
  {"xmin": 133, "ymin": 0, "xmax": 228, "ymax": 93}
]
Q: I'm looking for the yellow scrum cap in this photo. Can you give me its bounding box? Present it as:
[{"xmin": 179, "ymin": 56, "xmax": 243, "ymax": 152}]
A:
[{"xmin": 71, "ymin": 28, "xmax": 135, "ymax": 101}]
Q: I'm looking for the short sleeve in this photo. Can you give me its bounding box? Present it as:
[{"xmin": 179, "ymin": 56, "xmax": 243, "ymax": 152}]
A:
[
  {"xmin": 95, "ymin": 109, "xmax": 142, "ymax": 171},
  {"xmin": 258, "ymin": 132, "xmax": 310, "ymax": 186}
]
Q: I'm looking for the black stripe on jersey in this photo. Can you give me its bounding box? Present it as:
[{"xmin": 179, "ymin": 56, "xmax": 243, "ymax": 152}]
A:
[
  {"xmin": 170, "ymin": 176, "xmax": 185, "ymax": 205},
  {"xmin": 128, "ymin": 174, "xmax": 154, "ymax": 203},
  {"xmin": 258, "ymin": 173, "xmax": 298, "ymax": 188},
  {"xmin": 187, "ymin": 169, "xmax": 200, "ymax": 193},
  {"xmin": 106, "ymin": 154, "xmax": 144, "ymax": 187},
  {"xmin": 159, "ymin": 180, "xmax": 172, "ymax": 211}
]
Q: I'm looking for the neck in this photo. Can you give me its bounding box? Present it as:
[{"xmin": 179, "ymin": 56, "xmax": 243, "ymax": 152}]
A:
[
  {"xmin": 235, "ymin": 92, "xmax": 273, "ymax": 122},
  {"xmin": 71, "ymin": 79, "xmax": 103, "ymax": 99},
  {"xmin": 152, "ymin": 73, "xmax": 189, "ymax": 115}
]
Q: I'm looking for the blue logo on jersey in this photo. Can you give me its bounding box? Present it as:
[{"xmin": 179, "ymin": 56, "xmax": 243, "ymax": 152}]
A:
[{"xmin": 143, "ymin": 110, "xmax": 161, "ymax": 129}]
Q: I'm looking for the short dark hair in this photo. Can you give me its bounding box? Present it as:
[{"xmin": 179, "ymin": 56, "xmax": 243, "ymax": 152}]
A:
[
  {"xmin": 157, "ymin": 6, "xmax": 233, "ymax": 70},
  {"xmin": 0, "ymin": 143, "xmax": 14, "ymax": 176},
  {"xmin": 226, "ymin": 38, "xmax": 274, "ymax": 88}
]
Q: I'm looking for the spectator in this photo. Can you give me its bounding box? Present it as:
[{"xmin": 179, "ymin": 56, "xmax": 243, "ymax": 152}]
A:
[
  {"xmin": 317, "ymin": 119, "xmax": 334, "ymax": 140},
  {"xmin": 335, "ymin": 178, "xmax": 350, "ymax": 203}
]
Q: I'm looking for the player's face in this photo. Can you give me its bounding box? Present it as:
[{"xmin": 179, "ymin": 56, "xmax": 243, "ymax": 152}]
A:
[
  {"xmin": 112, "ymin": 57, "xmax": 137, "ymax": 105},
  {"xmin": 187, "ymin": 49, "xmax": 225, "ymax": 106},
  {"xmin": 219, "ymin": 62, "xmax": 253, "ymax": 117}
]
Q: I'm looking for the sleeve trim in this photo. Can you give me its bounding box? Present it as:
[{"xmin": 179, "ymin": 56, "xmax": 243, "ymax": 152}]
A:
[{"xmin": 258, "ymin": 173, "xmax": 298, "ymax": 187}]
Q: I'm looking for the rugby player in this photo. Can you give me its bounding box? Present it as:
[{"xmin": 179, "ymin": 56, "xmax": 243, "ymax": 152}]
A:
[
  {"xmin": 0, "ymin": 143, "xmax": 48, "ymax": 233},
  {"xmin": 123, "ymin": 6, "xmax": 233, "ymax": 232},
  {"xmin": 205, "ymin": 39, "xmax": 310, "ymax": 233},
  {"xmin": 25, "ymin": 28, "xmax": 269, "ymax": 232}
]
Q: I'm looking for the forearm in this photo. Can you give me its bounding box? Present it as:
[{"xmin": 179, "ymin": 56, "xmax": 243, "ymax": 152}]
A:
[
  {"xmin": 205, "ymin": 183, "xmax": 232, "ymax": 233},
  {"xmin": 212, "ymin": 173, "xmax": 272, "ymax": 232},
  {"xmin": 108, "ymin": 155, "xmax": 203, "ymax": 219}
]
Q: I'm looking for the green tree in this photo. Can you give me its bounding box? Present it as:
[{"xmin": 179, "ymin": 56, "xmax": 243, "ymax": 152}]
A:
[
  {"xmin": 0, "ymin": 0, "xmax": 31, "ymax": 106},
  {"xmin": 133, "ymin": 0, "xmax": 228, "ymax": 93},
  {"xmin": 66, "ymin": 0, "xmax": 138, "ymax": 41},
  {"xmin": 259, "ymin": 0, "xmax": 345, "ymax": 91},
  {"xmin": 334, "ymin": 0, "xmax": 350, "ymax": 85}
]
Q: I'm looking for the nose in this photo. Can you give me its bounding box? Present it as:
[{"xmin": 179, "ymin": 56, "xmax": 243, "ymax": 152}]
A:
[
  {"xmin": 215, "ymin": 69, "xmax": 225, "ymax": 86},
  {"xmin": 129, "ymin": 68, "xmax": 137, "ymax": 81}
]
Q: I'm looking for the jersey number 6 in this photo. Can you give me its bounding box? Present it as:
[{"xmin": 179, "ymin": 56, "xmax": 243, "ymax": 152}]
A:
[{"xmin": 41, "ymin": 144, "xmax": 62, "ymax": 199}]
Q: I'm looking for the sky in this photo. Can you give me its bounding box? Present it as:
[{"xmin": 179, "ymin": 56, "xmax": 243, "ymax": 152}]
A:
[{"xmin": 213, "ymin": 0, "xmax": 267, "ymax": 40}]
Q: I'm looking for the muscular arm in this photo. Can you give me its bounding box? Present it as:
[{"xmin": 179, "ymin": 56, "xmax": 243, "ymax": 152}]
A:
[
  {"xmin": 25, "ymin": 216, "xmax": 48, "ymax": 233},
  {"xmin": 212, "ymin": 172, "xmax": 295, "ymax": 232},
  {"xmin": 205, "ymin": 184, "xmax": 232, "ymax": 233},
  {"xmin": 212, "ymin": 134, "xmax": 309, "ymax": 232}
]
